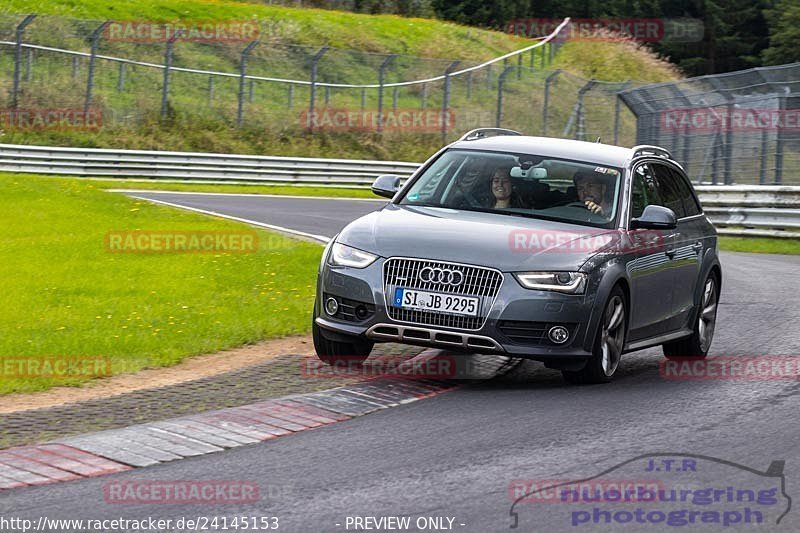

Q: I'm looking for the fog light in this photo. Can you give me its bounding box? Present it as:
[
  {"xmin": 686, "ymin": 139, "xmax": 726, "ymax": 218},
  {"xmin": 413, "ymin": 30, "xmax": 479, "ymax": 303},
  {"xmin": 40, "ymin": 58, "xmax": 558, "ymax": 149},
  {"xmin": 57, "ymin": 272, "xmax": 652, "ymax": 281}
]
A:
[
  {"xmin": 324, "ymin": 297, "xmax": 339, "ymax": 316},
  {"xmin": 355, "ymin": 305, "xmax": 368, "ymax": 320},
  {"xmin": 548, "ymin": 326, "xmax": 570, "ymax": 344}
]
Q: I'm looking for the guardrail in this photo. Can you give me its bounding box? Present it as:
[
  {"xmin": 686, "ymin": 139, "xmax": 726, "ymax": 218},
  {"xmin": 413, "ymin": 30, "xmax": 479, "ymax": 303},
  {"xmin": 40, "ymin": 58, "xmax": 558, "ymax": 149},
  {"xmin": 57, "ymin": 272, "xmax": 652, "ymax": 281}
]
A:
[
  {"xmin": 1, "ymin": 143, "xmax": 798, "ymax": 238},
  {"xmin": 0, "ymin": 143, "xmax": 419, "ymax": 186}
]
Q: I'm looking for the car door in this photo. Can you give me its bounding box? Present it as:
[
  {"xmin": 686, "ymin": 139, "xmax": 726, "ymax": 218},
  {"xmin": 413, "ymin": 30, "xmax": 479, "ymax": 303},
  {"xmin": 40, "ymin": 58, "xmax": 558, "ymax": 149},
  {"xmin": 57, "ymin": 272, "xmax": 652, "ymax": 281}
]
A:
[
  {"xmin": 626, "ymin": 162, "xmax": 678, "ymax": 342},
  {"xmin": 656, "ymin": 164, "xmax": 705, "ymax": 331}
]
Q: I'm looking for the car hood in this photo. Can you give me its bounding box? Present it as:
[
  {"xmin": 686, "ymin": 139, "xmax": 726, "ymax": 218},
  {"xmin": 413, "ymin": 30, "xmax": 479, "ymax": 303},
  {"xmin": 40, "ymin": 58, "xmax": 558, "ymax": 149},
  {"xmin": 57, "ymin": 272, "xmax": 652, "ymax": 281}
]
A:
[{"xmin": 337, "ymin": 204, "xmax": 616, "ymax": 272}]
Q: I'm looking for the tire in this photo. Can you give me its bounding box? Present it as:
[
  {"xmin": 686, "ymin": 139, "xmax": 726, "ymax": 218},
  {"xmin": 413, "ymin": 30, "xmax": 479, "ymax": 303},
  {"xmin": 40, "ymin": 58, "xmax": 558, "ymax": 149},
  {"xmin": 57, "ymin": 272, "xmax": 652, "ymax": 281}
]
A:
[
  {"xmin": 562, "ymin": 286, "xmax": 626, "ymax": 385},
  {"xmin": 663, "ymin": 272, "xmax": 719, "ymax": 360},
  {"xmin": 312, "ymin": 320, "xmax": 373, "ymax": 366}
]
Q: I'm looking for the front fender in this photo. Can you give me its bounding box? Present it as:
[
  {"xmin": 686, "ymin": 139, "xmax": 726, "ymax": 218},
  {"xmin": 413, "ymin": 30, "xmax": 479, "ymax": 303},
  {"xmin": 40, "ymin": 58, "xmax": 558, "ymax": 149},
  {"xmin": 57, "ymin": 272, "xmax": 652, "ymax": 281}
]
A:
[{"xmin": 580, "ymin": 254, "xmax": 631, "ymax": 353}]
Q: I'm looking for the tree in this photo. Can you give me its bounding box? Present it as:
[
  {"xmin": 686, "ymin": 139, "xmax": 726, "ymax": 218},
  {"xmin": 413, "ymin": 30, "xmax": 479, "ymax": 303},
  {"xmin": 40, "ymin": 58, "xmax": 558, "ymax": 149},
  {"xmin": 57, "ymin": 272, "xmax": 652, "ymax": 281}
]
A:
[{"xmin": 761, "ymin": 0, "xmax": 800, "ymax": 65}]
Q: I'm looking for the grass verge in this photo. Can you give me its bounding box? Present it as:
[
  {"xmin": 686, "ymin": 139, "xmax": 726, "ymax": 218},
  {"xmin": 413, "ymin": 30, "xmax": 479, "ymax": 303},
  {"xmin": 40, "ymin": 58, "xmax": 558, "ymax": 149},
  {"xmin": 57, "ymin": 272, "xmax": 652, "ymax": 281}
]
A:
[
  {"xmin": 0, "ymin": 173, "xmax": 324, "ymax": 395},
  {"xmin": 65, "ymin": 176, "xmax": 379, "ymax": 198},
  {"xmin": 718, "ymin": 236, "xmax": 800, "ymax": 255}
]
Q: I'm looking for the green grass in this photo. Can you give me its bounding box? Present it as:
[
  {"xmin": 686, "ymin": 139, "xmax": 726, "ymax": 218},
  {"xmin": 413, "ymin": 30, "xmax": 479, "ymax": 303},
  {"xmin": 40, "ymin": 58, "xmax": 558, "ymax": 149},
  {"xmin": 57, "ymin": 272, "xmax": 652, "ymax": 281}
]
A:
[
  {"xmin": 719, "ymin": 236, "xmax": 800, "ymax": 255},
  {"xmin": 2, "ymin": 0, "xmax": 527, "ymax": 59},
  {"xmin": 61, "ymin": 177, "xmax": 379, "ymax": 198},
  {"xmin": 0, "ymin": 173, "xmax": 325, "ymax": 395}
]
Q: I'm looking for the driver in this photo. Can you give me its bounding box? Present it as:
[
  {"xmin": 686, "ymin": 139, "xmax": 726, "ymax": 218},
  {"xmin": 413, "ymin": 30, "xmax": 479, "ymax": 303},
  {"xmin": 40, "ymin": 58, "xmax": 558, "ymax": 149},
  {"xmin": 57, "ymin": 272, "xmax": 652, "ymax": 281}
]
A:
[{"xmin": 573, "ymin": 171, "xmax": 612, "ymax": 217}]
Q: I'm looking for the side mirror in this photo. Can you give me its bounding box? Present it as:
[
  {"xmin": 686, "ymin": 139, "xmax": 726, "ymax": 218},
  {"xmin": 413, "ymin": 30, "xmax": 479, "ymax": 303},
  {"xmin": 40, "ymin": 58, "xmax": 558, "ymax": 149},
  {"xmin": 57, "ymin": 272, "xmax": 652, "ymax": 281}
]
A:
[
  {"xmin": 631, "ymin": 205, "xmax": 677, "ymax": 230},
  {"xmin": 371, "ymin": 174, "xmax": 402, "ymax": 199}
]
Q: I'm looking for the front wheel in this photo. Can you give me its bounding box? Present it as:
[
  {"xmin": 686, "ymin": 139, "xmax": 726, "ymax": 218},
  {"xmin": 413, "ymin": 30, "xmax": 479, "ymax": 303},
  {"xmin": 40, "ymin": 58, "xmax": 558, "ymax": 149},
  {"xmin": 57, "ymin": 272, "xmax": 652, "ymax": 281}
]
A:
[
  {"xmin": 562, "ymin": 286, "xmax": 626, "ymax": 385},
  {"xmin": 663, "ymin": 273, "xmax": 719, "ymax": 360},
  {"xmin": 312, "ymin": 320, "xmax": 373, "ymax": 366}
]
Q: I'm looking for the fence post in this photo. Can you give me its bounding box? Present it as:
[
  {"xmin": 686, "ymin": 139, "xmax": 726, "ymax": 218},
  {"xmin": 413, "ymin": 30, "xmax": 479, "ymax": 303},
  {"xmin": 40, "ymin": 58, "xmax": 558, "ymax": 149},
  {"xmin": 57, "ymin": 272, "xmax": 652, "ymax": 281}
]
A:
[
  {"xmin": 392, "ymin": 87, "xmax": 398, "ymax": 111},
  {"xmin": 161, "ymin": 29, "xmax": 183, "ymax": 121},
  {"xmin": 377, "ymin": 54, "xmax": 396, "ymax": 133},
  {"xmin": 288, "ymin": 85, "xmax": 294, "ymax": 109},
  {"xmin": 774, "ymin": 95, "xmax": 785, "ymax": 184},
  {"xmin": 117, "ymin": 63, "xmax": 126, "ymax": 93},
  {"xmin": 236, "ymin": 40, "xmax": 259, "ymax": 128},
  {"xmin": 516, "ymin": 54, "xmax": 522, "ymax": 80},
  {"xmin": 420, "ymin": 83, "xmax": 427, "ymax": 109},
  {"xmin": 613, "ymin": 81, "xmax": 631, "ymax": 145},
  {"xmin": 466, "ymin": 71, "xmax": 472, "ymax": 100},
  {"xmin": 542, "ymin": 70, "xmax": 561, "ymax": 136},
  {"xmin": 307, "ymin": 46, "xmax": 328, "ymax": 133},
  {"xmin": 486, "ymin": 64, "xmax": 492, "ymax": 90},
  {"xmin": 441, "ymin": 60, "xmax": 460, "ymax": 144},
  {"xmin": 71, "ymin": 57, "xmax": 78, "ymax": 80},
  {"xmin": 564, "ymin": 80, "xmax": 596, "ymax": 140},
  {"xmin": 208, "ymin": 76, "xmax": 214, "ymax": 106},
  {"xmin": 25, "ymin": 48, "xmax": 33, "ymax": 82},
  {"xmin": 324, "ymin": 86, "xmax": 330, "ymax": 106},
  {"xmin": 360, "ymin": 88, "xmax": 366, "ymax": 111},
  {"xmin": 496, "ymin": 66, "xmax": 514, "ymax": 128},
  {"xmin": 11, "ymin": 14, "xmax": 36, "ymax": 108},
  {"xmin": 85, "ymin": 20, "xmax": 111, "ymax": 115},
  {"xmin": 759, "ymin": 126, "xmax": 768, "ymax": 185}
]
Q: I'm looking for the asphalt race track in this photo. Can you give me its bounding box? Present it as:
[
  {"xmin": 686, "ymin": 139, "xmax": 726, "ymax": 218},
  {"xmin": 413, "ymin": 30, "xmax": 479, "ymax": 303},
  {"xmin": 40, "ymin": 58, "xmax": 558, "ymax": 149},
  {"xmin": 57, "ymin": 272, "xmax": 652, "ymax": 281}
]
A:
[{"xmin": 3, "ymin": 191, "xmax": 799, "ymax": 532}]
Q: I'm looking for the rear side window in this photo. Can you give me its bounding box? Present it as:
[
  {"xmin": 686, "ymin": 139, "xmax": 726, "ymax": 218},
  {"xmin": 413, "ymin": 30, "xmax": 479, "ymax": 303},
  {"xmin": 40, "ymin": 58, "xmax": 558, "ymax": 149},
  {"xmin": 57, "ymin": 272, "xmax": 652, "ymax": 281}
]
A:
[
  {"xmin": 652, "ymin": 164, "xmax": 686, "ymax": 218},
  {"xmin": 667, "ymin": 167, "xmax": 702, "ymax": 217}
]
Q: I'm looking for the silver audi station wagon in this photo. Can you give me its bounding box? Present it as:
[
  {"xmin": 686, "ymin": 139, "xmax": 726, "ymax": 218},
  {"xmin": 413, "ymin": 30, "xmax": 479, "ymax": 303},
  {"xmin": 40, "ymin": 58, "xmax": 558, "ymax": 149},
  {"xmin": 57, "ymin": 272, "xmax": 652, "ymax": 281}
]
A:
[{"xmin": 313, "ymin": 129, "xmax": 721, "ymax": 384}]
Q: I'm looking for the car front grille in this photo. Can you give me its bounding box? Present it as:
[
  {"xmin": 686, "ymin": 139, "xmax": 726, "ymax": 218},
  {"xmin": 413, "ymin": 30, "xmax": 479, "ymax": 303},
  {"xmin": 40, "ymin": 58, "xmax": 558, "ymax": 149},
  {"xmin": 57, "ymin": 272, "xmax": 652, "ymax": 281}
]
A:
[{"xmin": 383, "ymin": 258, "xmax": 503, "ymax": 330}]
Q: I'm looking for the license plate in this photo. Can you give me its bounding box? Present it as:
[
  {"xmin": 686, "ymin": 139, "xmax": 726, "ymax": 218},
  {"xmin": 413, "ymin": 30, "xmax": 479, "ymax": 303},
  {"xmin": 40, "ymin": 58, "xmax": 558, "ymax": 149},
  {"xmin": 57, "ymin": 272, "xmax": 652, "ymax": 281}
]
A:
[{"xmin": 393, "ymin": 288, "xmax": 479, "ymax": 316}]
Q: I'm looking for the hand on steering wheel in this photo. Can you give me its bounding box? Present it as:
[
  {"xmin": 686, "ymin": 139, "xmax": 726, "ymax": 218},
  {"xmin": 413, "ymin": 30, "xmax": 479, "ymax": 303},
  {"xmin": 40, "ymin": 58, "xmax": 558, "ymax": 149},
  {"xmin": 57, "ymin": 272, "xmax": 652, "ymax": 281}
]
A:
[{"xmin": 566, "ymin": 200, "xmax": 605, "ymax": 216}]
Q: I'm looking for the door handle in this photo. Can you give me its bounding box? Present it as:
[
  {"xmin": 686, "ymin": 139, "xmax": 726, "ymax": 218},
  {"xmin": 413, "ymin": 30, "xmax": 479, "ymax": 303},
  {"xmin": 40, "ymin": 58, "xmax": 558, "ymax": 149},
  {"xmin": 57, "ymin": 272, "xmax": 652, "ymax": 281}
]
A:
[{"xmin": 691, "ymin": 241, "xmax": 703, "ymax": 253}]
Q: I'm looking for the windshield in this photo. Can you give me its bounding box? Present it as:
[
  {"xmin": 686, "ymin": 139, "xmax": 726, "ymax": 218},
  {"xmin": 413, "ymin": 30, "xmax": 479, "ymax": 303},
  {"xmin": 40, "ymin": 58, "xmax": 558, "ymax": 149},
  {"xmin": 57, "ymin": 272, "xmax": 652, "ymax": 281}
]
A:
[{"xmin": 399, "ymin": 149, "xmax": 623, "ymax": 228}]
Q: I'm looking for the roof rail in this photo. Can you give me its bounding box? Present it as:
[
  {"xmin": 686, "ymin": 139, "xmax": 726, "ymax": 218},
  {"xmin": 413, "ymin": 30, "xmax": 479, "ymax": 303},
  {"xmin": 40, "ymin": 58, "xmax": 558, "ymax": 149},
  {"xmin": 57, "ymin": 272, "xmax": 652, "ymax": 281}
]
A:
[
  {"xmin": 459, "ymin": 128, "xmax": 522, "ymax": 141},
  {"xmin": 632, "ymin": 145, "xmax": 672, "ymax": 159}
]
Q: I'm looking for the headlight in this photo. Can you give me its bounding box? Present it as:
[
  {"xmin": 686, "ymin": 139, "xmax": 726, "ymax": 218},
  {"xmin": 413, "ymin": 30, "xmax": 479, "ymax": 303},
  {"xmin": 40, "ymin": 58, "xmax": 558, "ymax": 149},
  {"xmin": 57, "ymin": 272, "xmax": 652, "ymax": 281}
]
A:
[
  {"xmin": 328, "ymin": 242, "xmax": 378, "ymax": 268},
  {"xmin": 514, "ymin": 272, "xmax": 587, "ymax": 294}
]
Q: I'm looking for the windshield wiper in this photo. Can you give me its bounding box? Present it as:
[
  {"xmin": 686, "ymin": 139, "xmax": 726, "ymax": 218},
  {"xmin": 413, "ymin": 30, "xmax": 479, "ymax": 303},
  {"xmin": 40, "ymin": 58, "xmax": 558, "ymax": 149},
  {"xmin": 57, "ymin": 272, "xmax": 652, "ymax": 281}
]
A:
[
  {"xmin": 402, "ymin": 202, "xmax": 446, "ymax": 209},
  {"xmin": 454, "ymin": 206, "xmax": 561, "ymax": 222}
]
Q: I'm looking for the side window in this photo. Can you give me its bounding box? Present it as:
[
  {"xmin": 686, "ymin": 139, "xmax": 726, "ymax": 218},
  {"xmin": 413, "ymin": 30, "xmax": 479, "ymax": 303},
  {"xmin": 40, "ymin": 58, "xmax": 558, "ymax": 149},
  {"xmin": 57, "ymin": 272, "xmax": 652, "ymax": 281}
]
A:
[
  {"xmin": 668, "ymin": 167, "xmax": 702, "ymax": 217},
  {"xmin": 630, "ymin": 163, "xmax": 662, "ymax": 218},
  {"xmin": 652, "ymin": 164, "xmax": 686, "ymax": 218}
]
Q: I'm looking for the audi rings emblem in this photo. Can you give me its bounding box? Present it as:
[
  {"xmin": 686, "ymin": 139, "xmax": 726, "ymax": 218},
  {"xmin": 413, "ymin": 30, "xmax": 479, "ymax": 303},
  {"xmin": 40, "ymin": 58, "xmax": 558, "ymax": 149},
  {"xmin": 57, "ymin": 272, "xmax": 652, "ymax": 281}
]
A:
[{"xmin": 419, "ymin": 267, "xmax": 464, "ymax": 286}]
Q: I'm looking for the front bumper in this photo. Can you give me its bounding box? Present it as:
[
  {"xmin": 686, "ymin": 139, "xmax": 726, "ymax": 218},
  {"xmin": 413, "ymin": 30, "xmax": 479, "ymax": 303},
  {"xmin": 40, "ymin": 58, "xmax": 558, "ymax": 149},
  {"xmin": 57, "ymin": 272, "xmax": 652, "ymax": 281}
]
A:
[{"xmin": 316, "ymin": 258, "xmax": 600, "ymax": 361}]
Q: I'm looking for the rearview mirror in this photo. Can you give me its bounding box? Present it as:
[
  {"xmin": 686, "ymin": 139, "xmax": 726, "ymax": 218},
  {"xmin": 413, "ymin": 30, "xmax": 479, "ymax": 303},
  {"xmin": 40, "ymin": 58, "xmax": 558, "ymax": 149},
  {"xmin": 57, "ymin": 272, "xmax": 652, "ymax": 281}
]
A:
[
  {"xmin": 371, "ymin": 175, "xmax": 402, "ymax": 199},
  {"xmin": 510, "ymin": 167, "xmax": 547, "ymax": 180},
  {"xmin": 631, "ymin": 205, "xmax": 677, "ymax": 230}
]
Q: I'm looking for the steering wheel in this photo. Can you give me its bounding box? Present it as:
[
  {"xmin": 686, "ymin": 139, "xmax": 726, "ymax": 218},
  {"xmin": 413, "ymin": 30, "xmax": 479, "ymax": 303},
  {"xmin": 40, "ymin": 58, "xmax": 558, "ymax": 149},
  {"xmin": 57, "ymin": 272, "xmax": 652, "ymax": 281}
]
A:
[{"xmin": 565, "ymin": 201, "xmax": 589, "ymax": 209}]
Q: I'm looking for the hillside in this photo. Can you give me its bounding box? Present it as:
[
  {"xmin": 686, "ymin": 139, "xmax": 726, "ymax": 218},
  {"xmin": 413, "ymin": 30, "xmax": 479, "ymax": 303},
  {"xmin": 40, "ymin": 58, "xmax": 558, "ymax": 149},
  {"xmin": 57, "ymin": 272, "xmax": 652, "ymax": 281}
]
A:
[{"xmin": 0, "ymin": 1, "xmax": 681, "ymax": 160}]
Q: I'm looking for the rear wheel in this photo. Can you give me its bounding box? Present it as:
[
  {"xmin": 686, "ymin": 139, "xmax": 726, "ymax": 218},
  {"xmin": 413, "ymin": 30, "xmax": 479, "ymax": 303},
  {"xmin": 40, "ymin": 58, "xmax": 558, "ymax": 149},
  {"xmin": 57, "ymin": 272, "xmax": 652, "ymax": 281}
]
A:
[
  {"xmin": 562, "ymin": 286, "xmax": 626, "ymax": 385},
  {"xmin": 312, "ymin": 320, "xmax": 373, "ymax": 366},
  {"xmin": 663, "ymin": 273, "xmax": 718, "ymax": 359}
]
